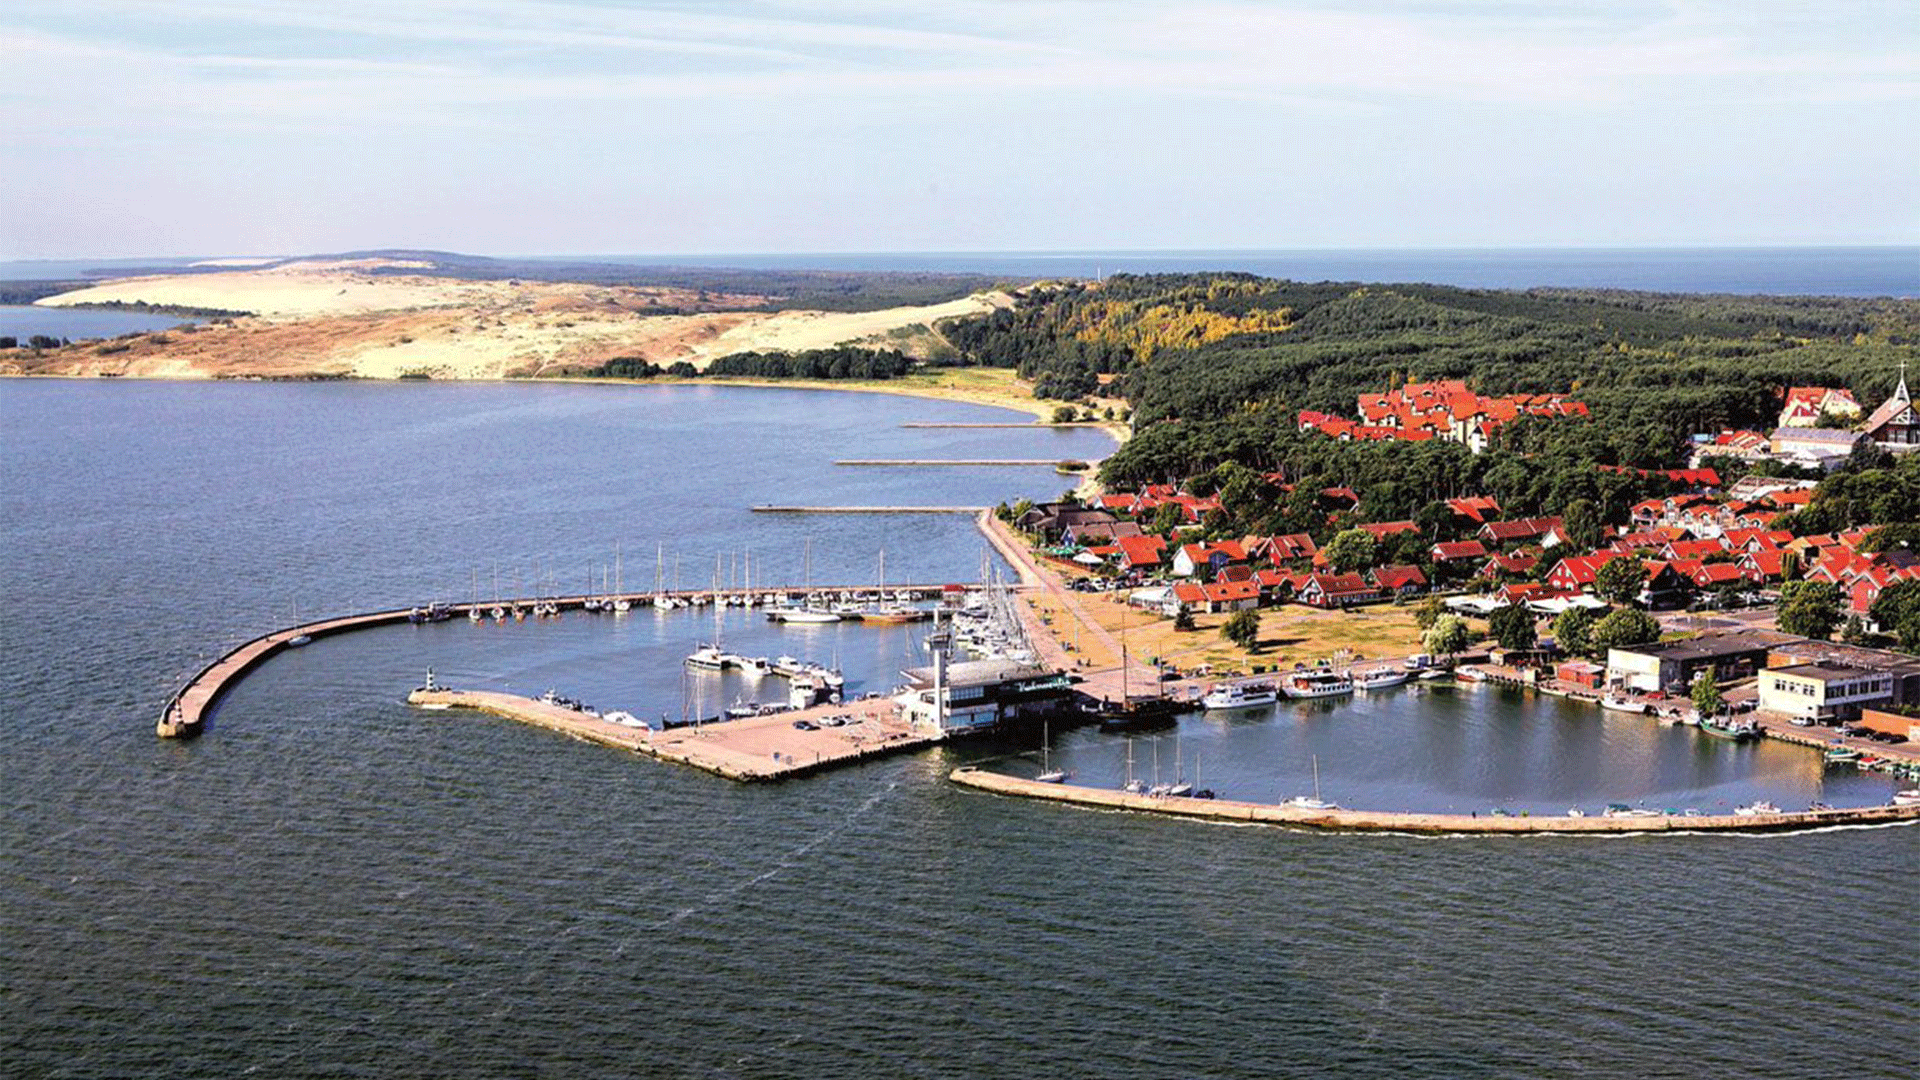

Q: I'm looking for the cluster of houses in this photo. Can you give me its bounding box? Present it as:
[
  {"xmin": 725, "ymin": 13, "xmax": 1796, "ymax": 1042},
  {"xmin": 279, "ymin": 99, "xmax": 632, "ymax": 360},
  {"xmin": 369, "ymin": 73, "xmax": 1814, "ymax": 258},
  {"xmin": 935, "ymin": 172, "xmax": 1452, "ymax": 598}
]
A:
[
  {"xmin": 1687, "ymin": 375, "xmax": 1919, "ymax": 471},
  {"xmin": 1296, "ymin": 379, "xmax": 1588, "ymax": 453},
  {"xmin": 1019, "ymin": 458, "xmax": 1913, "ymax": 626}
]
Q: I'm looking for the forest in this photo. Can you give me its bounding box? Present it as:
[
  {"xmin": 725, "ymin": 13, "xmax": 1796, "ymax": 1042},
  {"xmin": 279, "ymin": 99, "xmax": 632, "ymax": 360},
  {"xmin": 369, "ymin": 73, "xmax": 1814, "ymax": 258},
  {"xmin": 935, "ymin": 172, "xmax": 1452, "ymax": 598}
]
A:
[
  {"xmin": 933, "ymin": 274, "xmax": 1920, "ymax": 497},
  {"xmin": 587, "ymin": 346, "xmax": 915, "ymax": 382}
]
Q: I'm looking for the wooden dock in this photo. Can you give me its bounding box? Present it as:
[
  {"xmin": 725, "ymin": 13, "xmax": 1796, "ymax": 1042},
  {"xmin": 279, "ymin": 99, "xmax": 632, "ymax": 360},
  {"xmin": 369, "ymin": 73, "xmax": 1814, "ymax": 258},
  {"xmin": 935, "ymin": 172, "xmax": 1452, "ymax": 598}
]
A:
[
  {"xmin": 156, "ymin": 581, "xmax": 965, "ymax": 739},
  {"xmin": 950, "ymin": 768, "xmax": 1920, "ymax": 835},
  {"xmin": 409, "ymin": 687, "xmax": 940, "ymax": 781}
]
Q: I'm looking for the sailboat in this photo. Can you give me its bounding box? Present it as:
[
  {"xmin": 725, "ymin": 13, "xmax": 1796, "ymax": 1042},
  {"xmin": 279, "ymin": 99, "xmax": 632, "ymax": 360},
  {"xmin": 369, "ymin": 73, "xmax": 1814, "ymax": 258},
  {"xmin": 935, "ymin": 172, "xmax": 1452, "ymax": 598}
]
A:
[
  {"xmin": 1283, "ymin": 755, "xmax": 1339, "ymax": 810},
  {"xmin": 686, "ymin": 558, "xmax": 730, "ymax": 670},
  {"xmin": 771, "ymin": 538, "xmax": 840, "ymax": 622},
  {"xmin": 1162, "ymin": 733, "xmax": 1192, "ymax": 797},
  {"xmin": 468, "ymin": 569, "xmax": 484, "ymax": 622},
  {"xmin": 286, "ymin": 600, "xmax": 312, "ymax": 646},
  {"xmin": 611, "ymin": 542, "xmax": 631, "ymax": 613},
  {"xmin": 1036, "ymin": 721, "xmax": 1066, "ymax": 783},
  {"xmin": 861, "ymin": 549, "xmax": 927, "ymax": 624},
  {"xmin": 1121, "ymin": 737, "xmax": 1146, "ymax": 794}
]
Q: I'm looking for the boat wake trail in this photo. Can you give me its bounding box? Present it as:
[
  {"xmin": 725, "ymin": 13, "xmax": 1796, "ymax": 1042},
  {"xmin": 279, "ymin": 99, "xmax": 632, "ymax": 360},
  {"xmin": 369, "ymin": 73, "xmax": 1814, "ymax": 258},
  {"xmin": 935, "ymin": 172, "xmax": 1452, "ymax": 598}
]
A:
[{"xmin": 645, "ymin": 781, "xmax": 900, "ymax": 931}]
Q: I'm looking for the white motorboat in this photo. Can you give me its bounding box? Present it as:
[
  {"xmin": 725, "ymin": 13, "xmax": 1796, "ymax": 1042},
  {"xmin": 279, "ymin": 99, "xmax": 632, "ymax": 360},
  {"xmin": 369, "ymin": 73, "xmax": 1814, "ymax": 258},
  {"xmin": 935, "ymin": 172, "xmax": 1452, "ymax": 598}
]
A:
[
  {"xmin": 1894, "ymin": 789, "xmax": 1920, "ymax": 806},
  {"xmin": 1733, "ymin": 800, "xmax": 1781, "ymax": 816},
  {"xmin": 1601, "ymin": 692, "xmax": 1647, "ymax": 714},
  {"xmin": 685, "ymin": 645, "xmax": 727, "ymax": 671},
  {"xmin": 733, "ymin": 655, "xmax": 771, "ymax": 677},
  {"xmin": 1201, "ymin": 681, "xmax": 1278, "ymax": 710},
  {"xmin": 1283, "ymin": 670, "xmax": 1353, "ymax": 699},
  {"xmin": 771, "ymin": 606, "xmax": 841, "ymax": 624},
  {"xmin": 602, "ymin": 710, "xmax": 649, "ymax": 729},
  {"xmin": 1354, "ymin": 668, "xmax": 1411, "ymax": 691}
]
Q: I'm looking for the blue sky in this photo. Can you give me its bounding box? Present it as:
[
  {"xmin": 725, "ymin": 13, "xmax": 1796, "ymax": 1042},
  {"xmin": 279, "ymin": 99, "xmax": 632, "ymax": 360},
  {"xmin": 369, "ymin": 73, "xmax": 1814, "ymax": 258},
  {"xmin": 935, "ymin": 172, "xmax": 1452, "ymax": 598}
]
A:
[{"xmin": 2, "ymin": 0, "xmax": 1915, "ymax": 257}]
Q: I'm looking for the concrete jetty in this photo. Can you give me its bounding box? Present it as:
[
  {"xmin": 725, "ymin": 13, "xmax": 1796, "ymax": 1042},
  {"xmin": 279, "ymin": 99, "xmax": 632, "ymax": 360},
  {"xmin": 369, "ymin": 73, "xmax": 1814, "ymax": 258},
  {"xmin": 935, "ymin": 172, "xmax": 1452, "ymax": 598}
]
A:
[
  {"xmin": 751, "ymin": 505, "xmax": 987, "ymax": 513},
  {"xmin": 949, "ymin": 767, "xmax": 1920, "ymax": 835},
  {"xmin": 409, "ymin": 687, "xmax": 940, "ymax": 781},
  {"xmin": 156, "ymin": 581, "xmax": 963, "ymax": 739},
  {"xmin": 833, "ymin": 459, "xmax": 1080, "ymax": 467}
]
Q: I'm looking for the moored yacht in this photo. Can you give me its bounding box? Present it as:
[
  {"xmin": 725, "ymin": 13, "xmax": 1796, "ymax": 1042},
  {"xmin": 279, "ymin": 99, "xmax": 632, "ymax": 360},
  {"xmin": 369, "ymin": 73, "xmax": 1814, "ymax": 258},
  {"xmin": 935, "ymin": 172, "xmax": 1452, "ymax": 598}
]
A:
[
  {"xmin": 1201, "ymin": 681, "xmax": 1278, "ymax": 711},
  {"xmin": 1283, "ymin": 670, "xmax": 1353, "ymax": 699},
  {"xmin": 1354, "ymin": 667, "xmax": 1411, "ymax": 691}
]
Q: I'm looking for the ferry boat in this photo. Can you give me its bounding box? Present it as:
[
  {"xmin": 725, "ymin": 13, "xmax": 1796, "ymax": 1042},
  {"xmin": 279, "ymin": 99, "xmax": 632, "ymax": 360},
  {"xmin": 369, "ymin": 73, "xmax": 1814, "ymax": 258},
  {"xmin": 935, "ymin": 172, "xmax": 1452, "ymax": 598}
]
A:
[
  {"xmin": 1201, "ymin": 681, "xmax": 1278, "ymax": 711},
  {"xmin": 1354, "ymin": 668, "xmax": 1411, "ymax": 691},
  {"xmin": 1282, "ymin": 670, "xmax": 1353, "ymax": 699}
]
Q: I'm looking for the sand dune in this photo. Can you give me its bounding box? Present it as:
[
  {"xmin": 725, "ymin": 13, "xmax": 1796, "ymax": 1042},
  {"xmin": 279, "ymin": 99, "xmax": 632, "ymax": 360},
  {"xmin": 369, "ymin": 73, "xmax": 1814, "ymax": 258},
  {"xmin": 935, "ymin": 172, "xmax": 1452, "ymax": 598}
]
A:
[{"xmin": 15, "ymin": 265, "xmax": 1007, "ymax": 380}]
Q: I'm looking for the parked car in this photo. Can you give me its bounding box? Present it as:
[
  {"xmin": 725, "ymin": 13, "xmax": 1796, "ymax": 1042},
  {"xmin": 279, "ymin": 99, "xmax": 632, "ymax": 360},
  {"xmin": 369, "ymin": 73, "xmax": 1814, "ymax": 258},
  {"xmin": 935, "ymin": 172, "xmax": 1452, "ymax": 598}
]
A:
[{"xmin": 792, "ymin": 720, "xmax": 817, "ymax": 731}]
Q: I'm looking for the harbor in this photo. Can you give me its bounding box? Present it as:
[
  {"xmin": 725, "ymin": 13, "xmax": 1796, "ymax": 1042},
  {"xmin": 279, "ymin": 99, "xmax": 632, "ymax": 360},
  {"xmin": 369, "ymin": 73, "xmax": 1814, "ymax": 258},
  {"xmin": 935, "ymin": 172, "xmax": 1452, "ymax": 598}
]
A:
[{"xmin": 157, "ymin": 581, "xmax": 967, "ymax": 738}]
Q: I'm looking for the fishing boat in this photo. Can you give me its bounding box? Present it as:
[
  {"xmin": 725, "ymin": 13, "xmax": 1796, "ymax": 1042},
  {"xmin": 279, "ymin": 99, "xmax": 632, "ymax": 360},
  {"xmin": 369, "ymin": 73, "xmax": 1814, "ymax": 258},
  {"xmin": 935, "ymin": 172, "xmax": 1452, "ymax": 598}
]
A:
[
  {"xmin": 1201, "ymin": 681, "xmax": 1278, "ymax": 711},
  {"xmin": 1601, "ymin": 691, "xmax": 1647, "ymax": 714},
  {"xmin": 1036, "ymin": 721, "xmax": 1066, "ymax": 783},
  {"xmin": 1282, "ymin": 669, "xmax": 1353, "ymax": 699},
  {"xmin": 1282, "ymin": 756, "xmax": 1339, "ymax": 810},
  {"xmin": 1823, "ymin": 745, "xmax": 1861, "ymax": 765},
  {"xmin": 1697, "ymin": 713, "xmax": 1760, "ymax": 742},
  {"xmin": 1354, "ymin": 667, "xmax": 1412, "ymax": 691}
]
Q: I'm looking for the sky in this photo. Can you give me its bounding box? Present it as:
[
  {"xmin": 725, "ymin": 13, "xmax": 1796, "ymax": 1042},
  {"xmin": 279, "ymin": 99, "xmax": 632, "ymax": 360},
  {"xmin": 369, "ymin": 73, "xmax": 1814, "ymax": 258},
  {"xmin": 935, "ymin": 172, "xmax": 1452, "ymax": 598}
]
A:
[{"xmin": 2, "ymin": 0, "xmax": 1916, "ymax": 258}]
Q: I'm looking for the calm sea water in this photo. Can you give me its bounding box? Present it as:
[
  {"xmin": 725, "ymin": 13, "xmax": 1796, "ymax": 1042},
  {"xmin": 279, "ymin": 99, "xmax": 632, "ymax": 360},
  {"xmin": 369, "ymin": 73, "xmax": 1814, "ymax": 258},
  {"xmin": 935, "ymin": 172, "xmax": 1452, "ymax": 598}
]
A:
[
  {"xmin": 0, "ymin": 305, "xmax": 199, "ymax": 342},
  {"xmin": 3, "ymin": 380, "xmax": 1914, "ymax": 1079},
  {"xmin": 544, "ymin": 246, "xmax": 1920, "ymax": 298},
  {"xmin": 5, "ymin": 246, "xmax": 1914, "ymax": 295}
]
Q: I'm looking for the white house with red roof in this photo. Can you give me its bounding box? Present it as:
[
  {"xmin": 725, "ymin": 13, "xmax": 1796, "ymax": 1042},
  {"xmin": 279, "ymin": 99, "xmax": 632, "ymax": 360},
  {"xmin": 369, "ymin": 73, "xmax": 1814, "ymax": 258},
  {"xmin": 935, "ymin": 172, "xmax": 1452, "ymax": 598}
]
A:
[{"xmin": 1778, "ymin": 386, "xmax": 1860, "ymax": 428}]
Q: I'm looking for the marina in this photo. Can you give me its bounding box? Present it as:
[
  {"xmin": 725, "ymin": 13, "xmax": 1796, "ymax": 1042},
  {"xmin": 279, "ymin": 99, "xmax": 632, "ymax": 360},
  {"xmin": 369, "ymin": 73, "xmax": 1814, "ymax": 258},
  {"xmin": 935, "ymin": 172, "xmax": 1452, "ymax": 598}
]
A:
[{"xmin": 157, "ymin": 581, "xmax": 966, "ymax": 738}]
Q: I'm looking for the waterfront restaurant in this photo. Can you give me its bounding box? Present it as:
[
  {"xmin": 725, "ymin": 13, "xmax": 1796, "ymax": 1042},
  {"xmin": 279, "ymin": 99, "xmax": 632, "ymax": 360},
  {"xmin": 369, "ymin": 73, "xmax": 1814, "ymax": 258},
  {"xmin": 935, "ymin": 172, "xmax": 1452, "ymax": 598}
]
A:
[{"xmin": 898, "ymin": 657, "xmax": 1075, "ymax": 735}]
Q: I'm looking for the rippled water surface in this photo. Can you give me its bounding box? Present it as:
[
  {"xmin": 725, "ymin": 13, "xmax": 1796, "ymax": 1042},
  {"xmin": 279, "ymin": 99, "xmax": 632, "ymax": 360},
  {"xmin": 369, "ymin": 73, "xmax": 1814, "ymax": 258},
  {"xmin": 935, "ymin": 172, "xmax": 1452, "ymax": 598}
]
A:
[{"xmin": 2, "ymin": 380, "xmax": 1913, "ymax": 1079}]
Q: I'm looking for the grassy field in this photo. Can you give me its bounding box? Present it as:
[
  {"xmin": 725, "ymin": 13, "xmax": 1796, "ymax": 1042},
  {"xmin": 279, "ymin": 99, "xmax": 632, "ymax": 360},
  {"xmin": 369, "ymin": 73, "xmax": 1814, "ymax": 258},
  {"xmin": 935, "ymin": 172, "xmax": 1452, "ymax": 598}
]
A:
[{"xmin": 1036, "ymin": 579, "xmax": 1431, "ymax": 677}]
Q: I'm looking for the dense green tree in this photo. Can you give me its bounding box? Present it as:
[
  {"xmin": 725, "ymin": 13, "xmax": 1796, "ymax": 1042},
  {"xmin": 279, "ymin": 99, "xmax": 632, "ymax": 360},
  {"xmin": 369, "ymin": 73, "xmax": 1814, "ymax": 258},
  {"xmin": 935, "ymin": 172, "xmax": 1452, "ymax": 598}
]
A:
[
  {"xmin": 1552, "ymin": 606, "xmax": 1598, "ymax": 656},
  {"xmin": 1868, "ymin": 579, "xmax": 1920, "ymax": 653},
  {"xmin": 1777, "ymin": 580, "xmax": 1842, "ymax": 640},
  {"xmin": 1413, "ymin": 596, "xmax": 1448, "ymax": 630},
  {"xmin": 1593, "ymin": 557, "xmax": 1648, "ymax": 605},
  {"xmin": 1173, "ymin": 607, "xmax": 1196, "ymax": 632},
  {"xmin": 1690, "ymin": 670, "xmax": 1724, "ymax": 718},
  {"xmin": 1590, "ymin": 608, "xmax": 1661, "ymax": 652},
  {"xmin": 1490, "ymin": 604, "xmax": 1537, "ymax": 652},
  {"xmin": 1423, "ymin": 614, "xmax": 1473, "ymax": 657},
  {"xmin": 1222, "ymin": 608, "xmax": 1260, "ymax": 650},
  {"xmin": 1561, "ymin": 498, "xmax": 1603, "ymax": 550},
  {"xmin": 1321, "ymin": 528, "xmax": 1378, "ymax": 574}
]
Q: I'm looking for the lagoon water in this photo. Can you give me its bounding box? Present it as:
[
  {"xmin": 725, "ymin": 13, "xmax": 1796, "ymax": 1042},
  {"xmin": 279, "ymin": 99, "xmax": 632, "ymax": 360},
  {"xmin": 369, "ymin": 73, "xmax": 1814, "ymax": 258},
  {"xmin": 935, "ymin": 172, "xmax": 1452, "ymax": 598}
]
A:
[
  {"xmin": 0, "ymin": 305, "xmax": 199, "ymax": 342},
  {"xmin": 2, "ymin": 379, "xmax": 1914, "ymax": 1078}
]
